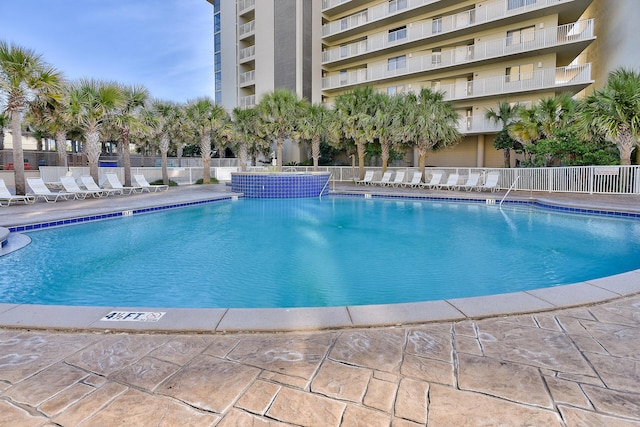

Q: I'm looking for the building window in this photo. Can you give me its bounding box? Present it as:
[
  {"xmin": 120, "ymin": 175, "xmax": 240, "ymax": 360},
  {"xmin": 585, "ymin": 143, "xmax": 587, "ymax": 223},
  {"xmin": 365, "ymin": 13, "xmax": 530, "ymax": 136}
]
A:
[
  {"xmin": 432, "ymin": 17, "xmax": 443, "ymax": 34},
  {"xmin": 388, "ymin": 26, "xmax": 407, "ymax": 43},
  {"xmin": 213, "ymin": 0, "xmax": 220, "ymax": 13},
  {"xmin": 507, "ymin": 0, "xmax": 536, "ymax": 10},
  {"xmin": 389, "ymin": 0, "xmax": 407, "ymax": 13},
  {"xmin": 340, "ymin": 70, "xmax": 348, "ymax": 85},
  {"xmin": 214, "ymin": 53, "xmax": 221, "ymax": 71},
  {"xmin": 388, "ymin": 55, "xmax": 406, "ymax": 71},
  {"xmin": 506, "ymin": 63, "xmax": 534, "ymax": 82},
  {"xmin": 341, "ymin": 17, "xmax": 349, "ymax": 30},
  {"xmin": 340, "ymin": 44, "xmax": 348, "ymax": 58},
  {"xmin": 215, "ymin": 71, "xmax": 222, "ymax": 92},
  {"xmin": 214, "ymin": 14, "xmax": 221, "ymax": 32},
  {"xmin": 431, "ymin": 48, "xmax": 442, "ymax": 65},
  {"xmin": 387, "ymin": 85, "xmax": 406, "ymax": 96},
  {"xmin": 506, "ymin": 25, "xmax": 535, "ymax": 46}
]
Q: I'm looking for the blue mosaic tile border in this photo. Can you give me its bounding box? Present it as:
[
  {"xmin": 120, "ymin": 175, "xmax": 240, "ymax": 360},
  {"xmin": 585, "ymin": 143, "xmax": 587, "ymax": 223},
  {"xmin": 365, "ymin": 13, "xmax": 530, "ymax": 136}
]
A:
[
  {"xmin": 330, "ymin": 193, "xmax": 640, "ymax": 219},
  {"xmin": 231, "ymin": 173, "xmax": 331, "ymax": 198},
  {"xmin": 8, "ymin": 197, "xmax": 234, "ymax": 233}
]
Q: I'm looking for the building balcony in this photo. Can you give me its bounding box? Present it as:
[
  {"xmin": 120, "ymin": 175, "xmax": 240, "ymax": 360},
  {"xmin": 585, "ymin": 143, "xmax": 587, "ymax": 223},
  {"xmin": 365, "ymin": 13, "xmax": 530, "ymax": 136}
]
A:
[
  {"xmin": 457, "ymin": 116, "xmax": 501, "ymax": 135},
  {"xmin": 323, "ymin": 19, "xmax": 594, "ymax": 67},
  {"xmin": 323, "ymin": 63, "xmax": 593, "ymax": 101},
  {"xmin": 239, "ymin": 70, "xmax": 255, "ymax": 87},
  {"xmin": 239, "ymin": 95, "xmax": 256, "ymax": 109},
  {"xmin": 239, "ymin": 20, "xmax": 255, "ymax": 39},
  {"xmin": 239, "ymin": 45, "xmax": 255, "ymax": 63},
  {"xmin": 238, "ymin": 0, "xmax": 255, "ymax": 15},
  {"xmin": 322, "ymin": 0, "xmax": 576, "ymax": 42}
]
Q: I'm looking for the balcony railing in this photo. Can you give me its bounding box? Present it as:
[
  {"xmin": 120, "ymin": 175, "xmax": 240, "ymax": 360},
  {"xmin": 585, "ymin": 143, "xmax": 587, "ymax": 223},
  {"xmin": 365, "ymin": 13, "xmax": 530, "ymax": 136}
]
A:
[
  {"xmin": 239, "ymin": 45, "xmax": 255, "ymax": 61},
  {"xmin": 441, "ymin": 63, "xmax": 592, "ymax": 101},
  {"xmin": 323, "ymin": 62, "xmax": 592, "ymax": 99},
  {"xmin": 239, "ymin": 70, "xmax": 255, "ymax": 86},
  {"xmin": 238, "ymin": 0, "xmax": 255, "ymax": 14},
  {"xmin": 457, "ymin": 116, "xmax": 501, "ymax": 134},
  {"xmin": 239, "ymin": 95, "xmax": 256, "ymax": 108},
  {"xmin": 323, "ymin": 18, "xmax": 594, "ymax": 65},
  {"xmin": 239, "ymin": 20, "xmax": 255, "ymax": 38},
  {"xmin": 322, "ymin": 0, "xmax": 351, "ymax": 11},
  {"xmin": 323, "ymin": 0, "xmax": 573, "ymax": 38}
]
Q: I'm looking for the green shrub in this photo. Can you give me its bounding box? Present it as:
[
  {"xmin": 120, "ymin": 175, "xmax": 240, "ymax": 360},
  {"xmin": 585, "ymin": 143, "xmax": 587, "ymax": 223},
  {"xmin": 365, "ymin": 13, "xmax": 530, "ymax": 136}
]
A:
[
  {"xmin": 150, "ymin": 179, "xmax": 178, "ymax": 187},
  {"xmin": 195, "ymin": 177, "xmax": 220, "ymax": 184}
]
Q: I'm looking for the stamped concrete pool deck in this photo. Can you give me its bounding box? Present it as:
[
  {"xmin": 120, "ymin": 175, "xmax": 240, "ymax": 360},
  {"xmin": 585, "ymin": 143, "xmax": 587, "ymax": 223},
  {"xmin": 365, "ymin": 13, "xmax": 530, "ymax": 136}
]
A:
[{"xmin": 0, "ymin": 184, "xmax": 639, "ymax": 425}]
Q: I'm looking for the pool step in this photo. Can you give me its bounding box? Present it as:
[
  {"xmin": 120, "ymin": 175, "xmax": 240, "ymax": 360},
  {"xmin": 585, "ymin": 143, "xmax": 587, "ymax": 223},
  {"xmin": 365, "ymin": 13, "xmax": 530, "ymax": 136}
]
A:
[{"xmin": 0, "ymin": 227, "xmax": 8, "ymax": 248}]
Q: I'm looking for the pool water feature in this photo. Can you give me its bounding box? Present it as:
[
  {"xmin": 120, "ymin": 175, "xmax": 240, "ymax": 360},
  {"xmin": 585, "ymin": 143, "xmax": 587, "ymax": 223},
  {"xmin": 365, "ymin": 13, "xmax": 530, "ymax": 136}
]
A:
[{"xmin": 1, "ymin": 197, "xmax": 640, "ymax": 309}]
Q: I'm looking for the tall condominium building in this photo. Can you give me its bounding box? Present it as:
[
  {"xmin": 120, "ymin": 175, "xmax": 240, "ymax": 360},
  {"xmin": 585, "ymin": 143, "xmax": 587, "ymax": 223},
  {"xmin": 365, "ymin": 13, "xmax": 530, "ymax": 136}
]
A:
[{"xmin": 207, "ymin": 0, "xmax": 637, "ymax": 167}]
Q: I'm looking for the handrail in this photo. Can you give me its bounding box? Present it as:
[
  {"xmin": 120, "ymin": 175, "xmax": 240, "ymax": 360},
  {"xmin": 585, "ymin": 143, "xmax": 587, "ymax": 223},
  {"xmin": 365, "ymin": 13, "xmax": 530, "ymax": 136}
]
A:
[
  {"xmin": 319, "ymin": 173, "xmax": 332, "ymax": 199},
  {"xmin": 499, "ymin": 175, "xmax": 520, "ymax": 208}
]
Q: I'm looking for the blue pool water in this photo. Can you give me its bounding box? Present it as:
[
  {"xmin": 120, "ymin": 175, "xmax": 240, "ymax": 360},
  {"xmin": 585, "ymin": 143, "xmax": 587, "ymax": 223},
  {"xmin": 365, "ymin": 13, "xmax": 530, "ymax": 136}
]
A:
[{"xmin": 2, "ymin": 197, "xmax": 640, "ymax": 308}]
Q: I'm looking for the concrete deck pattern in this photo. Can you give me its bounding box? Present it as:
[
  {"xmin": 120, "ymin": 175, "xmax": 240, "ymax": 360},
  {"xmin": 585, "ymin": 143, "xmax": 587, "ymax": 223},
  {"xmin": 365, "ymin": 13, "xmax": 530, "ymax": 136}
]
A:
[{"xmin": 0, "ymin": 184, "xmax": 639, "ymax": 425}]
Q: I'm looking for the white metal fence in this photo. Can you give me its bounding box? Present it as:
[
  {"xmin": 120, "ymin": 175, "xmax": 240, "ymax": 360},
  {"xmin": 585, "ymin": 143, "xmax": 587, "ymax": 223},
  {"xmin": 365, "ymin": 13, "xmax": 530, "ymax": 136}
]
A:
[
  {"xmin": 36, "ymin": 165, "xmax": 640, "ymax": 194},
  {"xmin": 283, "ymin": 166, "xmax": 640, "ymax": 195}
]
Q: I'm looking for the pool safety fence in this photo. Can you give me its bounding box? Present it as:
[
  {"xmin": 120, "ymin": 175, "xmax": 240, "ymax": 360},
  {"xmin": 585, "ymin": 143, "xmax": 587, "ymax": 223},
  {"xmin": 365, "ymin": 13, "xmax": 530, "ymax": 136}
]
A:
[{"xmin": 33, "ymin": 165, "xmax": 640, "ymax": 195}]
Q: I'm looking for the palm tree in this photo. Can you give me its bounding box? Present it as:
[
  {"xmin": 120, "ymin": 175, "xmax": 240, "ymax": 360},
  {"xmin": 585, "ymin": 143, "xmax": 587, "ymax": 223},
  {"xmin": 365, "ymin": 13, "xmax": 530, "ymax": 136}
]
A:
[
  {"xmin": 398, "ymin": 88, "xmax": 461, "ymax": 181},
  {"xmin": 579, "ymin": 67, "xmax": 640, "ymax": 165},
  {"xmin": 67, "ymin": 79, "xmax": 123, "ymax": 183},
  {"xmin": 112, "ymin": 85, "xmax": 149, "ymax": 186},
  {"xmin": 149, "ymin": 99, "xmax": 180, "ymax": 185},
  {"xmin": 298, "ymin": 102, "xmax": 336, "ymax": 171},
  {"xmin": 370, "ymin": 92, "xmax": 402, "ymax": 173},
  {"xmin": 508, "ymin": 106, "xmax": 540, "ymax": 165},
  {"xmin": 227, "ymin": 107, "xmax": 269, "ymax": 171},
  {"xmin": 257, "ymin": 89, "xmax": 304, "ymax": 170},
  {"xmin": 184, "ymin": 97, "xmax": 227, "ymax": 184},
  {"xmin": 485, "ymin": 101, "xmax": 521, "ymax": 167},
  {"xmin": 0, "ymin": 41, "xmax": 63, "ymax": 194},
  {"xmin": 333, "ymin": 86, "xmax": 378, "ymax": 180}
]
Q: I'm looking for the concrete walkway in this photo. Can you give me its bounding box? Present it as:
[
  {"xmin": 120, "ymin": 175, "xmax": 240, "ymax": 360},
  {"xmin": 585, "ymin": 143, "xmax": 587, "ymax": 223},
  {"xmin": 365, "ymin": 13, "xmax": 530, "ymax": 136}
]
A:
[{"xmin": 0, "ymin": 184, "xmax": 639, "ymax": 425}]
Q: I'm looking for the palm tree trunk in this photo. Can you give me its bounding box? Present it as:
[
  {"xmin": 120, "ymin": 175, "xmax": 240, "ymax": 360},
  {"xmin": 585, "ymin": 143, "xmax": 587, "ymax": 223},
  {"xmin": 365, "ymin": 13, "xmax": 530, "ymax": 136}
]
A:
[
  {"xmin": 86, "ymin": 131, "xmax": 101, "ymax": 184},
  {"xmin": 418, "ymin": 146, "xmax": 428, "ymax": 183},
  {"xmin": 10, "ymin": 110, "xmax": 26, "ymax": 195},
  {"xmin": 616, "ymin": 129, "xmax": 635, "ymax": 166},
  {"xmin": 381, "ymin": 139, "xmax": 390, "ymax": 173},
  {"xmin": 121, "ymin": 128, "xmax": 132, "ymax": 187},
  {"xmin": 503, "ymin": 148, "xmax": 511, "ymax": 168},
  {"xmin": 276, "ymin": 136, "xmax": 284, "ymax": 171},
  {"xmin": 357, "ymin": 140, "xmax": 365, "ymax": 180},
  {"xmin": 238, "ymin": 142, "xmax": 248, "ymax": 172},
  {"xmin": 159, "ymin": 134, "xmax": 170, "ymax": 185},
  {"xmin": 177, "ymin": 143, "xmax": 184, "ymax": 167},
  {"xmin": 312, "ymin": 136, "xmax": 320, "ymax": 172},
  {"xmin": 201, "ymin": 133, "xmax": 211, "ymax": 183},
  {"xmin": 55, "ymin": 131, "xmax": 67, "ymax": 167}
]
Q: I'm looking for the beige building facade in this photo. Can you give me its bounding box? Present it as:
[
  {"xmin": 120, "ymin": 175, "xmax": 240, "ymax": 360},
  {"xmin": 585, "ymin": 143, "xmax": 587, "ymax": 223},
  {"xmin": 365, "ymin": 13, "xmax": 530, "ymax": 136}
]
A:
[{"xmin": 212, "ymin": 0, "xmax": 638, "ymax": 167}]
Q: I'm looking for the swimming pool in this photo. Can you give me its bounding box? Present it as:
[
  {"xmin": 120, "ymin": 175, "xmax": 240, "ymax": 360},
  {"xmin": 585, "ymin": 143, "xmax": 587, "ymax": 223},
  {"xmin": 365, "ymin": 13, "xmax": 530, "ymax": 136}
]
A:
[{"xmin": 2, "ymin": 197, "xmax": 640, "ymax": 308}]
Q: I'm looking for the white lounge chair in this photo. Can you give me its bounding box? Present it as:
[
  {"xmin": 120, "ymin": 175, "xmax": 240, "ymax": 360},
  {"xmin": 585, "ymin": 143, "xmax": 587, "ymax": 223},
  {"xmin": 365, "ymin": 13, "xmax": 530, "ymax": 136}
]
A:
[
  {"xmin": 0, "ymin": 178, "xmax": 35, "ymax": 206},
  {"xmin": 133, "ymin": 174, "xmax": 168, "ymax": 192},
  {"xmin": 80, "ymin": 176, "xmax": 122, "ymax": 196},
  {"xmin": 388, "ymin": 171, "xmax": 406, "ymax": 187},
  {"xmin": 402, "ymin": 172, "xmax": 423, "ymax": 188},
  {"xmin": 371, "ymin": 171, "xmax": 393, "ymax": 186},
  {"xmin": 477, "ymin": 172, "xmax": 500, "ymax": 192},
  {"xmin": 355, "ymin": 170, "xmax": 375, "ymax": 185},
  {"xmin": 438, "ymin": 173, "xmax": 460, "ymax": 190},
  {"xmin": 105, "ymin": 173, "xmax": 143, "ymax": 195},
  {"xmin": 420, "ymin": 171, "xmax": 443, "ymax": 189},
  {"xmin": 27, "ymin": 177, "xmax": 76, "ymax": 202},
  {"xmin": 60, "ymin": 176, "xmax": 105, "ymax": 199},
  {"xmin": 454, "ymin": 173, "xmax": 481, "ymax": 191}
]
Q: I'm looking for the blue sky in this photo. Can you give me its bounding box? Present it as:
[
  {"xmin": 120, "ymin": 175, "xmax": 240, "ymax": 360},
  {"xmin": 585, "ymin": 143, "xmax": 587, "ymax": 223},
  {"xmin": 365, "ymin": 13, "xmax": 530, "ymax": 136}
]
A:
[{"xmin": 0, "ymin": 0, "xmax": 214, "ymax": 103}]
